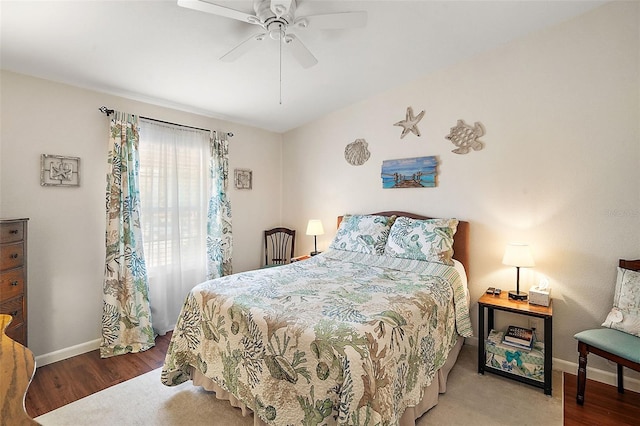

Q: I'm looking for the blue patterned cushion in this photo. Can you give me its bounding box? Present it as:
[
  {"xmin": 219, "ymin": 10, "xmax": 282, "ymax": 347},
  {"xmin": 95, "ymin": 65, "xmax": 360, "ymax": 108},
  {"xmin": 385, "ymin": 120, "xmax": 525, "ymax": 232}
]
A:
[
  {"xmin": 574, "ymin": 328, "xmax": 640, "ymax": 363},
  {"xmin": 602, "ymin": 267, "xmax": 640, "ymax": 337},
  {"xmin": 329, "ymin": 214, "xmax": 396, "ymax": 255},
  {"xmin": 384, "ymin": 217, "xmax": 458, "ymax": 265}
]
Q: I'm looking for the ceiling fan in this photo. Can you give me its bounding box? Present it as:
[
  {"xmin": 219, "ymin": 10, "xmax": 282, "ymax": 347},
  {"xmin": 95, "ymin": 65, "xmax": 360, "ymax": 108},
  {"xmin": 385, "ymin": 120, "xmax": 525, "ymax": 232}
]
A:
[{"xmin": 177, "ymin": 0, "xmax": 367, "ymax": 68}]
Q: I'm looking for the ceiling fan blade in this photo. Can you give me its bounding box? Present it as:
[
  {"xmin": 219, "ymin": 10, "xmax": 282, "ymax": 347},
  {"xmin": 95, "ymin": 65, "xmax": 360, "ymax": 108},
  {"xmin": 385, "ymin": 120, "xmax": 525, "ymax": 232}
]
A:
[
  {"xmin": 270, "ymin": 0, "xmax": 292, "ymax": 18},
  {"xmin": 294, "ymin": 11, "xmax": 367, "ymax": 30},
  {"xmin": 284, "ymin": 34, "xmax": 318, "ymax": 69},
  {"xmin": 177, "ymin": 0, "xmax": 261, "ymax": 25},
  {"xmin": 220, "ymin": 33, "xmax": 266, "ymax": 62}
]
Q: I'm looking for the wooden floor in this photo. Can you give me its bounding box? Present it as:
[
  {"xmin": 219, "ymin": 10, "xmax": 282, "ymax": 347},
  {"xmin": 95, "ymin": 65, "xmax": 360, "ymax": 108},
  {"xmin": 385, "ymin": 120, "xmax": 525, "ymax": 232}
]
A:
[
  {"xmin": 563, "ymin": 371, "xmax": 640, "ymax": 425},
  {"xmin": 24, "ymin": 336, "xmax": 639, "ymax": 425},
  {"xmin": 25, "ymin": 332, "xmax": 172, "ymax": 418}
]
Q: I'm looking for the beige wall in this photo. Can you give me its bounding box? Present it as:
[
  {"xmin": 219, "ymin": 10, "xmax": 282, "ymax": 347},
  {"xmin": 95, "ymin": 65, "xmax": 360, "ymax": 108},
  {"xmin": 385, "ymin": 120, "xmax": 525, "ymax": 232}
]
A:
[
  {"xmin": 0, "ymin": 71, "xmax": 283, "ymax": 357},
  {"xmin": 282, "ymin": 1, "xmax": 640, "ymax": 380}
]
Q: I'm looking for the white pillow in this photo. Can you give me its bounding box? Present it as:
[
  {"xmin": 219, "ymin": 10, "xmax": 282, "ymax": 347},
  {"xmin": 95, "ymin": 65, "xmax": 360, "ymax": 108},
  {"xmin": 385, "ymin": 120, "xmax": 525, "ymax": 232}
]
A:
[
  {"xmin": 383, "ymin": 217, "xmax": 458, "ymax": 266},
  {"xmin": 329, "ymin": 214, "xmax": 395, "ymax": 255},
  {"xmin": 602, "ymin": 267, "xmax": 640, "ymax": 337}
]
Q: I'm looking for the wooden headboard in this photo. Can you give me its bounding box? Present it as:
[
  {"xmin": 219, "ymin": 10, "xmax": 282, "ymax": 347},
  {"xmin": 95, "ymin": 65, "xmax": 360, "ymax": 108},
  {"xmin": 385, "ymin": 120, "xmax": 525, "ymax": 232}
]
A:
[
  {"xmin": 620, "ymin": 259, "xmax": 640, "ymax": 271},
  {"xmin": 337, "ymin": 211, "xmax": 470, "ymax": 275}
]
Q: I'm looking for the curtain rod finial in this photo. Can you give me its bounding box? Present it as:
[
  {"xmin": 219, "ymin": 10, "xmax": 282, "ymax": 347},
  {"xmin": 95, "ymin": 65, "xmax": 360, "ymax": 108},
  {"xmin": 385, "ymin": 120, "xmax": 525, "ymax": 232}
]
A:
[{"xmin": 99, "ymin": 106, "xmax": 114, "ymax": 116}]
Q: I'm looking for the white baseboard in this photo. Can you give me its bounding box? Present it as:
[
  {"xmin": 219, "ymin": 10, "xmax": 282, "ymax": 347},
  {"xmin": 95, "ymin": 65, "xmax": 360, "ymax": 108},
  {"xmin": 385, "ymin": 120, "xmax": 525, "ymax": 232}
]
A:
[
  {"xmin": 35, "ymin": 338, "xmax": 101, "ymax": 367},
  {"xmin": 464, "ymin": 337, "xmax": 640, "ymax": 392}
]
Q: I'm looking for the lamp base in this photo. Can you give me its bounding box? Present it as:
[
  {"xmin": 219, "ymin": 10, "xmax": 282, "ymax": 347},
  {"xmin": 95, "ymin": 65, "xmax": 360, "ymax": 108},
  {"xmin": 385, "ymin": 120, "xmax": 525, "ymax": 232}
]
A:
[
  {"xmin": 508, "ymin": 290, "xmax": 528, "ymax": 301},
  {"xmin": 310, "ymin": 251, "xmax": 320, "ymax": 256}
]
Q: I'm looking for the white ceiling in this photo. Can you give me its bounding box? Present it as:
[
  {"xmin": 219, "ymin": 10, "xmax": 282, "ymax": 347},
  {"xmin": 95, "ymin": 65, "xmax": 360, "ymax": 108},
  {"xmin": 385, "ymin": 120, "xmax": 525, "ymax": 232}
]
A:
[{"xmin": 1, "ymin": 0, "xmax": 606, "ymax": 133}]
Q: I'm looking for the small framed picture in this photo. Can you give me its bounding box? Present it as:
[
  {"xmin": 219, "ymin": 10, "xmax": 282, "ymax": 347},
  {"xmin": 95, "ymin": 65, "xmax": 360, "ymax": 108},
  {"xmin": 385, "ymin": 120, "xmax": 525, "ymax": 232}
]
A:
[
  {"xmin": 41, "ymin": 154, "xmax": 80, "ymax": 187},
  {"xmin": 234, "ymin": 168, "xmax": 252, "ymax": 190}
]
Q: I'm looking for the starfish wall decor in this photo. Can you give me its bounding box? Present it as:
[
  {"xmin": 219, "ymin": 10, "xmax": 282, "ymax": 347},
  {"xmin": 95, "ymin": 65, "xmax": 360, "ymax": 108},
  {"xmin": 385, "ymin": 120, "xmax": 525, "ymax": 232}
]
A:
[{"xmin": 394, "ymin": 106, "xmax": 425, "ymax": 139}]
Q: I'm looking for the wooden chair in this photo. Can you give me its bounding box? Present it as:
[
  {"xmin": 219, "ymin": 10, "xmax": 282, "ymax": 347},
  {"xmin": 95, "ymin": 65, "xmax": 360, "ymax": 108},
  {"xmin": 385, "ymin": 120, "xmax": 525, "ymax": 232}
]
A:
[
  {"xmin": 574, "ymin": 259, "xmax": 640, "ymax": 405},
  {"xmin": 264, "ymin": 227, "xmax": 295, "ymax": 267}
]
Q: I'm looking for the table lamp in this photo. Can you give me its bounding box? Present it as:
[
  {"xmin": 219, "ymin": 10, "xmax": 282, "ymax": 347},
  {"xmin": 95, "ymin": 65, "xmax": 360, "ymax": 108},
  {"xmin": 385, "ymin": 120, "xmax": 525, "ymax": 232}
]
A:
[
  {"xmin": 502, "ymin": 243, "xmax": 535, "ymax": 301},
  {"xmin": 306, "ymin": 219, "xmax": 324, "ymax": 256}
]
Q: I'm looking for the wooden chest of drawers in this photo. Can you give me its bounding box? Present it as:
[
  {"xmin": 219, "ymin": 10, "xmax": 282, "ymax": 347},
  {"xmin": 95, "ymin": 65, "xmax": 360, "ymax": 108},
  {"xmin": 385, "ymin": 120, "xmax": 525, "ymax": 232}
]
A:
[{"xmin": 0, "ymin": 218, "xmax": 29, "ymax": 346}]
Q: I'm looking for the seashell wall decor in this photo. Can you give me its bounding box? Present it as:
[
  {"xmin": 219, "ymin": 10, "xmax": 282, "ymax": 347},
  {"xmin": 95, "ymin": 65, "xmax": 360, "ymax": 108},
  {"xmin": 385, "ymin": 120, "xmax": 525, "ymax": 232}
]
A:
[
  {"xmin": 445, "ymin": 119, "xmax": 486, "ymax": 154},
  {"xmin": 344, "ymin": 138, "xmax": 371, "ymax": 166}
]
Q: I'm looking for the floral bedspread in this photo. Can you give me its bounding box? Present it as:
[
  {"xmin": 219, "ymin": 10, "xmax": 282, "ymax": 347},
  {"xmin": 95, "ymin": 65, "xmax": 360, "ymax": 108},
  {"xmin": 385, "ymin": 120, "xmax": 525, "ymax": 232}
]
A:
[{"xmin": 161, "ymin": 250, "xmax": 472, "ymax": 425}]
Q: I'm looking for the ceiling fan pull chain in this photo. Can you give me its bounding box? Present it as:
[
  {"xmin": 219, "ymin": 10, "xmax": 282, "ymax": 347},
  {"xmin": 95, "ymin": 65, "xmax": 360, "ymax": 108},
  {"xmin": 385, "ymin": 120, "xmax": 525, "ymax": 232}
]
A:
[{"xmin": 279, "ymin": 23, "xmax": 283, "ymax": 105}]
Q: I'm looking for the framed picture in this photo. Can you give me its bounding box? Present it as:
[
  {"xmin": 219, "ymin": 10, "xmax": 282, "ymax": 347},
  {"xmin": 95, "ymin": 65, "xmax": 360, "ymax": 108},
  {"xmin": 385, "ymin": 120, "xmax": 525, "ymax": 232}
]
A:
[
  {"xmin": 234, "ymin": 168, "xmax": 252, "ymax": 190},
  {"xmin": 381, "ymin": 156, "xmax": 437, "ymax": 189},
  {"xmin": 41, "ymin": 154, "xmax": 80, "ymax": 187}
]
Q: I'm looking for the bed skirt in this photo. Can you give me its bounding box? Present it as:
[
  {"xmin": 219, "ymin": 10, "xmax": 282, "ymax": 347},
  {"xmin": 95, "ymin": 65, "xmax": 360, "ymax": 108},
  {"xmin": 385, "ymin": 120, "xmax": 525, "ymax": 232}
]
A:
[{"xmin": 189, "ymin": 336, "xmax": 465, "ymax": 425}]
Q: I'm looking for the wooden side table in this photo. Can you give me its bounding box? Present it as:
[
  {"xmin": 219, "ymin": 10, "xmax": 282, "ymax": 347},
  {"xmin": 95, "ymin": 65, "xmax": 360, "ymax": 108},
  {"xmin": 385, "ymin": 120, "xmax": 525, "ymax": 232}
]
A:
[
  {"xmin": 291, "ymin": 255, "xmax": 311, "ymax": 262},
  {"xmin": 478, "ymin": 292, "xmax": 553, "ymax": 395}
]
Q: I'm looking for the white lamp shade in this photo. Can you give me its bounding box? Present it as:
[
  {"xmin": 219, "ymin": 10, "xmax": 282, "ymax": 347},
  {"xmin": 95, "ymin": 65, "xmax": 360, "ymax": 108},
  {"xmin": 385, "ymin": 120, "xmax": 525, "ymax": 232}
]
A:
[
  {"xmin": 306, "ymin": 219, "xmax": 324, "ymax": 236},
  {"xmin": 502, "ymin": 243, "xmax": 535, "ymax": 267}
]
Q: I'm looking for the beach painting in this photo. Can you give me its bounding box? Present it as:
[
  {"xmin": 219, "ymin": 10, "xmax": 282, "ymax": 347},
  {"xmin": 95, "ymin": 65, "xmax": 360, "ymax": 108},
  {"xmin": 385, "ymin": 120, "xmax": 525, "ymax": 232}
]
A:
[{"xmin": 381, "ymin": 156, "xmax": 437, "ymax": 189}]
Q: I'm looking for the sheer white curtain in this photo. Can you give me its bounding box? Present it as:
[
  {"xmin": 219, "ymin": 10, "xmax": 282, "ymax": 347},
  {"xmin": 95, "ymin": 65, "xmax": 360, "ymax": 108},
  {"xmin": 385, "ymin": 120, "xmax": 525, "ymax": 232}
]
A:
[{"xmin": 138, "ymin": 119, "xmax": 211, "ymax": 334}]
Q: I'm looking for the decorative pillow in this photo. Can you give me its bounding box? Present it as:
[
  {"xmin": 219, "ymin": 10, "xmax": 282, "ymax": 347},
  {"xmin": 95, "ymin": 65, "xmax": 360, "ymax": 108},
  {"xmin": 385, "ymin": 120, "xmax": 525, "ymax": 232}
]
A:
[
  {"xmin": 383, "ymin": 217, "xmax": 458, "ymax": 265},
  {"xmin": 602, "ymin": 267, "xmax": 640, "ymax": 337},
  {"xmin": 329, "ymin": 214, "xmax": 396, "ymax": 255}
]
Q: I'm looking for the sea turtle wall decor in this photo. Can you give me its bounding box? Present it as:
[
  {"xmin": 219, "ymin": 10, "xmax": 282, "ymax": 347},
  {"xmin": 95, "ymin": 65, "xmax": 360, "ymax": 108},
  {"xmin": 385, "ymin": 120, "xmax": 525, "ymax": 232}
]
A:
[
  {"xmin": 344, "ymin": 138, "xmax": 371, "ymax": 166},
  {"xmin": 394, "ymin": 106, "xmax": 425, "ymax": 139},
  {"xmin": 445, "ymin": 119, "xmax": 486, "ymax": 154}
]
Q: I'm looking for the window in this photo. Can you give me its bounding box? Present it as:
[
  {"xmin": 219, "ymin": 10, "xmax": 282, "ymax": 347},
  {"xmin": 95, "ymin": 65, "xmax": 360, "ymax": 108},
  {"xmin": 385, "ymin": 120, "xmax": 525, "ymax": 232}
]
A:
[{"xmin": 138, "ymin": 119, "xmax": 211, "ymax": 334}]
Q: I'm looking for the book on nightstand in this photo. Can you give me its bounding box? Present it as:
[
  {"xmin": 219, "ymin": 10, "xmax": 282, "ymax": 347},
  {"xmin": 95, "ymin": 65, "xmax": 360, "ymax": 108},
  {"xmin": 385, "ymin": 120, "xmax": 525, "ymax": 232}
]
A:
[{"xmin": 502, "ymin": 325, "xmax": 534, "ymax": 350}]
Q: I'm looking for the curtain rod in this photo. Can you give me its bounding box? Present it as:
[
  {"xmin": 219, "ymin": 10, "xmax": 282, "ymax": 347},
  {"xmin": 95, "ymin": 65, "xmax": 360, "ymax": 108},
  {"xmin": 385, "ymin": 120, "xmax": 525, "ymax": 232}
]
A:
[{"xmin": 98, "ymin": 106, "xmax": 234, "ymax": 138}]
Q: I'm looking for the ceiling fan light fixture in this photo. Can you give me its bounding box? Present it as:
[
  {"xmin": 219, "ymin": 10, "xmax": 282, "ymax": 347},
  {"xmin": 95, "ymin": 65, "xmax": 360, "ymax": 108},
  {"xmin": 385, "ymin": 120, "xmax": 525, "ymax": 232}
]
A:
[
  {"xmin": 266, "ymin": 20, "xmax": 287, "ymax": 40},
  {"xmin": 269, "ymin": 29, "xmax": 283, "ymax": 40}
]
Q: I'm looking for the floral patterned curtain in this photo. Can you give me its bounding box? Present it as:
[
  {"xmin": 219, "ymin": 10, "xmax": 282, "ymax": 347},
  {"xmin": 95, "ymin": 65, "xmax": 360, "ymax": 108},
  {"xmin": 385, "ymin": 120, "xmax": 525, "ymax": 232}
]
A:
[
  {"xmin": 100, "ymin": 111, "xmax": 155, "ymax": 358},
  {"xmin": 207, "ymin": 132, "xmax": 233, "ymax": 279}
]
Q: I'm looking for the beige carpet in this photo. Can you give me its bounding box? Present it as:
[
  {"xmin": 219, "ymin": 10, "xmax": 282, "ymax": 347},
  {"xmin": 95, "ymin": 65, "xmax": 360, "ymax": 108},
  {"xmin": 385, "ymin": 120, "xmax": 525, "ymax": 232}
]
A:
[{"xmin": 35, "ymin": 344, "xmax": 562, "ymax": 425}]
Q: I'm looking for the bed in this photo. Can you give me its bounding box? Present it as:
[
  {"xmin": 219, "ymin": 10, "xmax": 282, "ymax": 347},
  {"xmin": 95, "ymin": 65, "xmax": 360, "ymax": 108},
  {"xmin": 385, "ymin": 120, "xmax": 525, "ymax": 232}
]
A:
[{"xmin": 161, "ymin": 211, "xmax": 472, "ymax": 425}]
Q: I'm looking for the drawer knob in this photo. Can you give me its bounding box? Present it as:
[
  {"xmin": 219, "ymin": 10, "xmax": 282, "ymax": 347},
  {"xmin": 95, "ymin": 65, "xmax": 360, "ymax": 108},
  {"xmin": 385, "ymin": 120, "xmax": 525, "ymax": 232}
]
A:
[
  {"xmin": 10, "ymin": 281, "xmax": 19, "ymax": 286},
  {"xmin": 9, "ymin": 229, "xmax": 18, "ymax": 234},
  {"xmin": 10, "ymin": 253, "xmax": 19, "ymax": 259}
]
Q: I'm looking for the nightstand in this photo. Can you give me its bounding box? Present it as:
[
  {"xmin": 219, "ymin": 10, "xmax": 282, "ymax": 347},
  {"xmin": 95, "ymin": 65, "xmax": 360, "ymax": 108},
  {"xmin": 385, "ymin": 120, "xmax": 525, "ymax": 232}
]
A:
[
  {"xmin": 478, "ymin": 292, "xmax": 553, "ymax": 395},
  {"xmin": 291, "ymin": 255, "xmax": 311, "ymax": 262}
]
